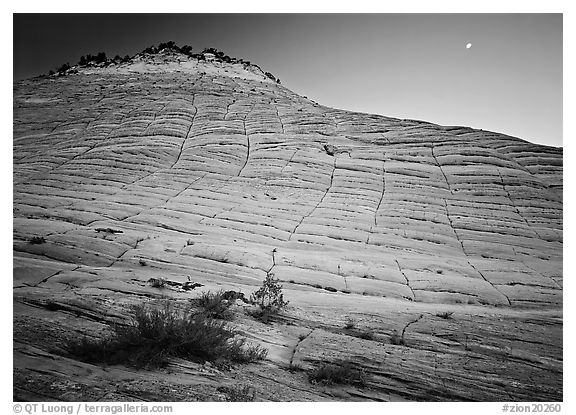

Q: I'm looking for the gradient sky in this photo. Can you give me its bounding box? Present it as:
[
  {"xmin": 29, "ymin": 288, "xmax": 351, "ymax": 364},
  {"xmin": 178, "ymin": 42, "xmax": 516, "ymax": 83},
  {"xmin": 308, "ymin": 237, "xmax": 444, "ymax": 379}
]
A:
[{"xmin": 13, "ymin": 14, "xmax": 562, "ymax": 147}]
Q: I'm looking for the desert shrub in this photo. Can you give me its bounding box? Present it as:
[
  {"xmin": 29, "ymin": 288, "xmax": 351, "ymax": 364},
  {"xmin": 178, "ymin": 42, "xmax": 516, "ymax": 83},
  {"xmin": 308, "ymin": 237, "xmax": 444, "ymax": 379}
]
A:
[
  {"xmin": 390, "ymin": 331, "xmax": 405, "ymax": 346},
  {"xmin": 67, "ymin": 300, "xmax": 267, "ymax": 369},
  {"xmin": 193, "ymin": 290, "xmax": 234, "ymax": 320},
  {"xmin": 436, "ymin": 311, "xmax": 454, "ymax": 319},
  {"xmin": 29, "ymin": 236, "xmax": 46, "ymax": 245},
  {"xmin": 344, "ymin": 316, "xmax": 357, "ymax": 330},
  {"xmin": 180, "ymin": 45, "xmax": 193, "ymax": 56},
  {"xmin": 354, "ymin": 330, "xmax": 375, "ymax": 341},
  {"xmin": 143, "ymin": 45, "xmax": 157, "ymax": 54},
  {"xmin": 148, "ymin": 278, "xmax": 165, "ymax": 288},
  {"xmin": 249, "ymin": 274, "xmax": 288, "ymax": 322},
  {"xmin": 158, "ymin": 41, "xmax": 177, "ymax": 51},
  {"xmin": 56, "ymin": 63, "xmax": 70, "ymax": 74},
  {"xmin": 308, "ymin": 359, "xmax": 367, "ymax": 386},
  {"xmin": 217, "ymin": 385, "xmax": 256, "ymax": 402}
]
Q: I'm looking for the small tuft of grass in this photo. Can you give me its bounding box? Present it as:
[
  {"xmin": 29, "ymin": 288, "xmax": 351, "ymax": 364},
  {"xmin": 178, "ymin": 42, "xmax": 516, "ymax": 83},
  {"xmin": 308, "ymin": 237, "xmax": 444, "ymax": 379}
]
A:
[
  {"xmin": 148, "ymin": 278, "xmax": 165, "ymax": 288},
  {"xmin": 355, "ymin": 330, "xmax": 375, "ymax": 341},
  {"xmin": 67, "ymin": 300, "xmax": 267, "ymax": 369},
  {"xmin": 436, "ymin": 311, "xmax": 454, "ymax": 319},
  {"xmin": 29, "ymin": 236, "xmax": 46, "ymax": 245},
  {"xmin": 193, "ymin": 290, "xmax": 234, "ymax": 320},
  {"xmin": 390, "ymin": 331, "xmax": 405, "ymax": 346},
  {"xmin": 308, "ymin": 359, "xmax": 367, "ymax": 387},
  {"xmin": 344, "ymin": 316, "xmax": 357, "ymax": 330}
]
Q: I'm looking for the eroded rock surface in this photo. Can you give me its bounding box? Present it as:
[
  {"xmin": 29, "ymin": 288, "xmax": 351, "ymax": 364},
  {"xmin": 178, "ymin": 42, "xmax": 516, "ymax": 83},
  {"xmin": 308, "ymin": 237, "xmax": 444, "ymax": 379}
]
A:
[{"xmin": 13, "ymin": 50, "xmax": 562, "ymax": 401}]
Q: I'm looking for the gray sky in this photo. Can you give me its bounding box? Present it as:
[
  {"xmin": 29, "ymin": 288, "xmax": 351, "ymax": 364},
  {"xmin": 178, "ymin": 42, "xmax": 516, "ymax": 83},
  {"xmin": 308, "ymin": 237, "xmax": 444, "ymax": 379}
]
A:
[{"xmin": 13, "ymin": 14, "xmax": 562, "ymax": 147}]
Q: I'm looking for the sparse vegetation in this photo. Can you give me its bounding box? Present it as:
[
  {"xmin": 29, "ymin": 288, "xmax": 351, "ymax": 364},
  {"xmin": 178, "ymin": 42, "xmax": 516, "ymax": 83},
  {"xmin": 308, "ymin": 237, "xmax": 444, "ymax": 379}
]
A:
[
  {"xmin": 344, "ymin": 316, "xmax": 357, "ymax": 330},
  {"xmin": 56, "ymin": 63, "xmax": 71, "ymax": 75},
  {"xmin": 354, "ymin": 330, "xmax": 375, "ymax": 341},
  {"xmin": 436, "ymin": 311, "xmax": 454, "ymax": 319},
  {"xmin": 308, "ymin": 359, "xmax": 367, "ymax": 387},
  {"xmin": 217, "ymin": 385, "xmax": 256, "ymax": 402},
  {"xmin": 29, "ymin": 236, "xmax": 46, "ymax": 245},
  {"xmin": 249, "ymin": 274, "xmax": 289, "ymax": 322},
  {"xmin": 148, "ymin": 277, "xmax": 165, "ymax": 288},
  {"xmin": 67, "ymin": 300, "xmax": 267, "ymax": 369},
  {"xmin": 51, "ymin": 42, "xmax": 279, "ymax": 82},
  {"xmin": 193, "ymin": 290, "xmax": 234, "ymax": 320},
  {"xmin": 390, "ymin": 331, "xmax": 405, "ymax": 346}
]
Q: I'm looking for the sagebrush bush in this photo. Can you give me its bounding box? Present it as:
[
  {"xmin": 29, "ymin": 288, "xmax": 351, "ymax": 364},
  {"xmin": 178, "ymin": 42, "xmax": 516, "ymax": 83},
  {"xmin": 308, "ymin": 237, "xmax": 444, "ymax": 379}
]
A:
[
  {"xmin": 344, "ymin": 316, "xmax": 357, "ymax": 330},
  {"xmin": 217, "ymin": 385, "xmax": 256, "ymax": 402},
  {"xmin": 390, "ymin": 331, "xmax": 405, "ymax": 346},
  {"xmin": 68, "ymin": 300, "xmax": 267, "ymax": 368},
  {"xmin": 436, "ymin": 311, "xmax": 454, "ymax": 319},
  {"xmin": 29, "ymin": 236, "xmax": 46, "ymax": 245},
  {"xmin": 193, "ymin": 290, "xmax": 234, "ymax": 320},
  {"xmin": 308, "ymin": 359, "xmax": 367, "ymax": 386}
]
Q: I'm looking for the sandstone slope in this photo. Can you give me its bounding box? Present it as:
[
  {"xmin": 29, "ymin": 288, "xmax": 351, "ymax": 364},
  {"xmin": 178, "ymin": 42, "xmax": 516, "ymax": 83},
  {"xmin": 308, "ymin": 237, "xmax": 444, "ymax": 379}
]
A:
[{"xmin": 13, "ymin": 48, "xmax": 562, "ymax": 401}]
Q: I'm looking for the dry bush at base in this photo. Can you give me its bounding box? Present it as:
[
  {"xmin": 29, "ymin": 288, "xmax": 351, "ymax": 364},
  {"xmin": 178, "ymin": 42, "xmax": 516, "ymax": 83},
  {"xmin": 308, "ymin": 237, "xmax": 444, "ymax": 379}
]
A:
[
  {"xmin": 390, "ymin": 331, "xmax": 405, "ymax": 346},
  {"xmin": 308, "ymin": 359, "xmax": 367, "ymax": 387},
  {"xmin": 436, "ymin": 311, "xmax": 454, "ymax": 319},
  {"xmin": 192, "ymin": 290, "xmax": 234, "ymax": 320},
  {"xmin": 344, "ymin": 316, "xmax": 357, "ymax": 329},
  {"xmin": 217, "ymin": 385, "xmax": 257, "ymax": 402},
  {"xmin": 67, "ymin": 300, "xmax": 267, "ymax": 369}
]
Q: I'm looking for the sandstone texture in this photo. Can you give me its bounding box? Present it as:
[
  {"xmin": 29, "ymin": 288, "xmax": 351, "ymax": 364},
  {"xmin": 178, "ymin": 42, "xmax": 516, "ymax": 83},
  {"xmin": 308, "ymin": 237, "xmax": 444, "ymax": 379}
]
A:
[{"xmin": 13, "ymin": 49, "xmax": 562, "ymax": 401}]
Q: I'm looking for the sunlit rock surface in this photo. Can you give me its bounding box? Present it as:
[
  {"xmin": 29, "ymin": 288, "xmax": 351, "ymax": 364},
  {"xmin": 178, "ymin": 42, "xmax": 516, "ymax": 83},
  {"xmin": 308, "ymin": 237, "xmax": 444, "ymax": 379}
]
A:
[{"xmin": 13, "ymin": 50, "xmax": 562, "ymax": 401}]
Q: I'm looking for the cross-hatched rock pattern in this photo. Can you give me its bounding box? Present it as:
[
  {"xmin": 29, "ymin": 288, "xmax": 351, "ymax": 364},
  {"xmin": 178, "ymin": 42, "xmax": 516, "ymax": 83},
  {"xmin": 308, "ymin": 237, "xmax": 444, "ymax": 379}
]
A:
[{"xmin": 13, "ymin": 55, "xmax": 562, "ymax": 401}]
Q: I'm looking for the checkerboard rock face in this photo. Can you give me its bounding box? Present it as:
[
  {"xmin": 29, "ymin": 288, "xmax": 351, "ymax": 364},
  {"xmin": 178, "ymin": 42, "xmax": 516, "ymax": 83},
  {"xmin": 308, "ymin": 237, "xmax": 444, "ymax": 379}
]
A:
[{"xmin": 13, "ymin": 52, "xmax": 562, "ymax": 401}]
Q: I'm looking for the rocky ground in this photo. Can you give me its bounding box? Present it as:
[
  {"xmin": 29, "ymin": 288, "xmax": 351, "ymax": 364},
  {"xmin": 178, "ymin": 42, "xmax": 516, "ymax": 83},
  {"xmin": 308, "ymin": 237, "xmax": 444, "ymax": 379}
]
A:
[{"xmin": 13, "ymin": 50, "xmax": 562, "ymax": 401}]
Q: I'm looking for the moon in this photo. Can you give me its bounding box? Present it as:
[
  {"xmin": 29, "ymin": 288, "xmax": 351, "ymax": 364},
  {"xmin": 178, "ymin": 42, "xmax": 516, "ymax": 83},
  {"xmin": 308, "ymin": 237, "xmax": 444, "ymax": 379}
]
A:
[{"xmin": 466, "ymin": 43, "xmax": 472, "ymax": 49}]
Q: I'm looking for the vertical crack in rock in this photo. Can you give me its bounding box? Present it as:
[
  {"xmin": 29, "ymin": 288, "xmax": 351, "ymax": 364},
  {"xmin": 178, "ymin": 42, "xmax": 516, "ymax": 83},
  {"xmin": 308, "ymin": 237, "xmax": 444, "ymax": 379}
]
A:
[
  {"xmin": 367, "ymin": 159, "xmax": 387, "ymax": 245},
  {"xmin": 395, "ymin": 259, "xmax": 416, "ymax": 301},
  {"xmin": 497, "ymin": 169, "xmax": 543, "ymax": 240},
  {"xmin": 430, "ymin": 143, "xmax": 453, "ymax": 195},
  {"xmin": 267, "ymin": 248, "xmax": 277, "ymax": 276},
  {"xmin": 280, "ymin": 149, "xmax": 298, "ymax": 174},
  {"xmin": 274, "ymin": 104, "xmax": 285, "ymax": 134},
  {"xmin": 401, "ymin": 314, "xmax": 424, "ymax": 341},
  {"xmin": 289, "ymin": 156, "xmax": 337, "ymax": 240},
  {"xmin": 289, "ymin": 328, "xmax": 314, "ymax": 366},
  {"xmin": 237, "ymin": 104, "xmax": 255, "ymax": 177},
  {"xmin": 120, "ymin": 173, "xmax": 207, "ymax": 223},
  {"xmin": 224, "ymin": 99, "xmax": 235, "ymax": 121},
  {"xmin": 169, "ymin": 95, "xmax": 197, "ymax": 170},
  {"xmin": 432, "ymin": 144, "xmax": 513, "ymax": 305},
  {"xmin": 467, "ymin": 260, "xmax": 512, "ymax": 306}
]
